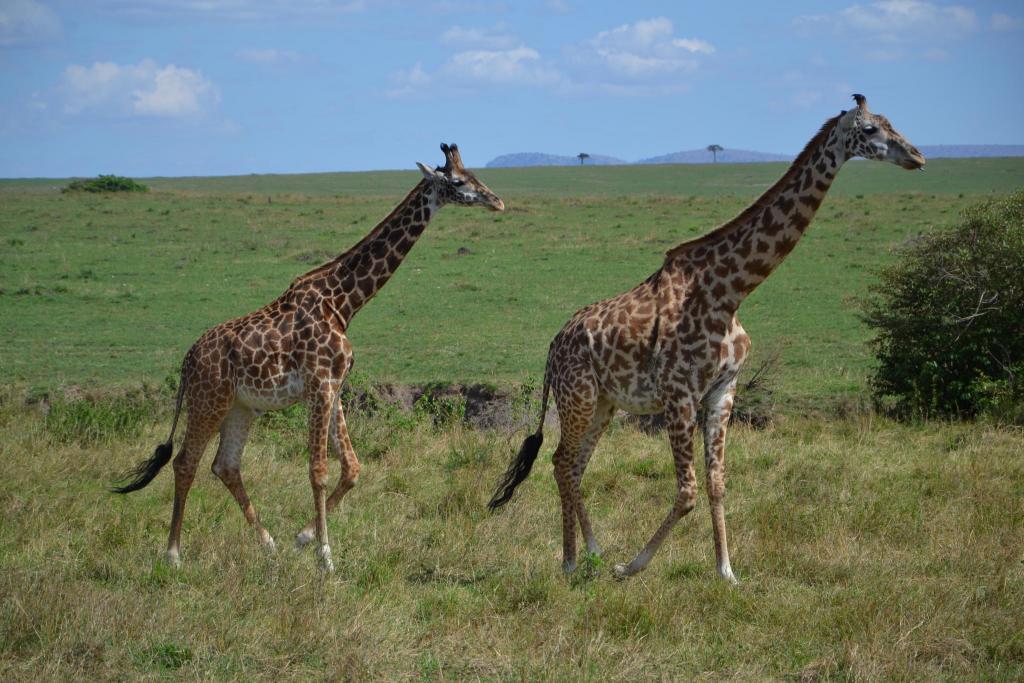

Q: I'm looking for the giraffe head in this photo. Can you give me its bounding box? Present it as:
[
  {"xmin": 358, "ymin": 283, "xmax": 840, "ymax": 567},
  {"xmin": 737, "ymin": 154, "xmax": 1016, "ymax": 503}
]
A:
[
  {"xmin": 416, "ymin": 143, "xmax": 505, "ymax": 211},
  {"xmin": 837, "ymin": 94, "xmax": 925, "ymax": 170}
]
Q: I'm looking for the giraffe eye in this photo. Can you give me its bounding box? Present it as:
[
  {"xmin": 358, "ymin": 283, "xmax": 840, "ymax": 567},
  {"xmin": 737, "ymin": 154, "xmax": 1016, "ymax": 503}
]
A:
[
  {"xmin": 451, "ymin": 178, "xmax": 466, "ymax": 187},
  {"xmin": 863, "ymin": 125, "xmax": 878, "ymax": 135}
]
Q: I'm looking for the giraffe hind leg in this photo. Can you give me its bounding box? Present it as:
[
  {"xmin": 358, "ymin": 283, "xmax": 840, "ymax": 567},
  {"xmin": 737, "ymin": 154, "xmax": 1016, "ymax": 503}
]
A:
[
  {"xmin": 165, "ymin": 401, "xmax": 229, "ymax": 567},
  {"xmin": 572, "ymin": 398, "xmax": 615, "ymax": 560},
  {"xmin": 552, "ymin": 383, "xmax": 599, "ymax": 573},
  {"xmin": 614, "ymin": 398, "xmax": 699, "ymax": 578},
  {"xmin": 552, "ymin": 441, "xmax": 579, "ymax": 574},
  {"xmin": 211, "ymin": 404, "xmax": 276, "ymax": 553}
]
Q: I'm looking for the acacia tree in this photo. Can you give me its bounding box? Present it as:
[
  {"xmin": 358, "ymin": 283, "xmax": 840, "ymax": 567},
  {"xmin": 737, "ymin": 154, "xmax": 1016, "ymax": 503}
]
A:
[
  {"xmin": 577, "ymin": 152, "xmax": 590, "ymax": 165},
  {"xmin": 706, "ymin": 144, "xmax": 723, "ymax": 163}
]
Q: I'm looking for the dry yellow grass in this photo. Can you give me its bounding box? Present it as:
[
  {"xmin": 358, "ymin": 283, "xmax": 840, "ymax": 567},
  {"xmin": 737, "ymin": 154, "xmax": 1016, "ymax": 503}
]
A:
[{"xmin": 1, "ymin": 400, "xmax": 1022, "ymax": 680}]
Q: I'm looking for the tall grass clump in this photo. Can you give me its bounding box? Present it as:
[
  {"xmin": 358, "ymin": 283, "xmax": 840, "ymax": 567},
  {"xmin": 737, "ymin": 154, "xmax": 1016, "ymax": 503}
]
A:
[
  {"xmin": 862, "ymin": 191, "xmax": 1024, "ymax": 423},
  {"xmin": 44, "ymin": 393, "xmax": 158, "ymax": 445}
]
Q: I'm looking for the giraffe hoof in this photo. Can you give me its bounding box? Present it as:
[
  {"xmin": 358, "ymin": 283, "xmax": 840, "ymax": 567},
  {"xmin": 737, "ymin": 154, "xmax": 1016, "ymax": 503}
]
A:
[
  {"xmin": 165, "ymin": 549, "xmax": 182, "ymax": 569},
  {"xmin": 612, "ymin": 563, "xmax": 633, "ymax": 580},
  {"xmin": 316, "ymin": 544, "xmax": 334, "ymax": 573},
  {"xmin": 719, "ymin": 567, "xmax": 739, "ymax": 584},
  {"xmin": 562, "ymin": 560, "xmax": 578, "ymax": 574},
  {"xmin": 262, "ymin": 535, "xmax": 277, "ymax": 555},
  {"xmin": 294, "ymin": 528, "xmax": 315, "ymax": 550}
]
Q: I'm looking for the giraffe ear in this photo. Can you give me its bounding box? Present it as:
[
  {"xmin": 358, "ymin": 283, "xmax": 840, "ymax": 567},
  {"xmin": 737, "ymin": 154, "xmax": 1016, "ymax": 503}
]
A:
[{"xmin": 416, "ymin": 162, "xmax": 437, "ymax": 179}]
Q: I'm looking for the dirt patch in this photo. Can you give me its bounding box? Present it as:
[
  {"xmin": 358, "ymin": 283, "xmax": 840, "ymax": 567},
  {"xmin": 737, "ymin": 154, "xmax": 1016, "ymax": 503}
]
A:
[{"xmin": 342, "ymin": 382, "xmax": 536, "ymax": 431}]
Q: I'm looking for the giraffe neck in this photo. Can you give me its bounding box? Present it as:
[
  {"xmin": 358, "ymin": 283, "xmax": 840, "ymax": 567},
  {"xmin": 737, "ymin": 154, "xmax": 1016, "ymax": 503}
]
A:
[
  {"xmin": 667, "ymin": 114, "xmax": 845, "ymax": 309},
  {"xmin": 300, "ymin": 179, "xmax": 440, "ymax": 325}
]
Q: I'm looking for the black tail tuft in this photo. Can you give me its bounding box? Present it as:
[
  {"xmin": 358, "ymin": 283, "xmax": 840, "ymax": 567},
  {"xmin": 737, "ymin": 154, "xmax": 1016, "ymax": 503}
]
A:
[
  {"xmin": 111, "ymin": 441, "xmax": 173, "ymax": 494},
  {"xmin": 488, "ymin": 432, "xmax": 544, "ymax": 511}
]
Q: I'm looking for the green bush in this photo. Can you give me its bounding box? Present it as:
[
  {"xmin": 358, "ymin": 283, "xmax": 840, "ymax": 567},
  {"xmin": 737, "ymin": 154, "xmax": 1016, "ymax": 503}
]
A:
[
  {"xmin": 862, "ymin": 191, "xmax": 1024, "ymax": 422},
  {"xmin": 62, "ymin": 174, "xmax": 149, "ymax": 193}
]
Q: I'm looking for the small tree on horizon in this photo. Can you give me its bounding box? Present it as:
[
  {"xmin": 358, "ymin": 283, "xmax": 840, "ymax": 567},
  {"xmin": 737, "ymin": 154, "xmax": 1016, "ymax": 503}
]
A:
[
  {"xmin": 577, "ymin": 152, "xmax": 590, "ymax": 166},
  {"xmin": 706, "ymin": 144, "xmax": 723, "ymax": 163}
]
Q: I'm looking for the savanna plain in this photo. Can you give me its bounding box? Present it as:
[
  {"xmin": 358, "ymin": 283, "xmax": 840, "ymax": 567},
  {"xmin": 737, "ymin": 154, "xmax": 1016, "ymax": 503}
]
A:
[{"xmin": 1, "ymin": 159, "xmax": 1022, "ymax": 680}]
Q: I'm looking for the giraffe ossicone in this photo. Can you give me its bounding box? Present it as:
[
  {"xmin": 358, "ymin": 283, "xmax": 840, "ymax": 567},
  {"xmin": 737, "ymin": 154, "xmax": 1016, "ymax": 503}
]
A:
[
  {"xmin": 113, "ymin": 143, "xmax": 503, "ymax": 571},
  {"xmin": 489, "ymin": 94, "xmax": 924, "ymax": 581}
]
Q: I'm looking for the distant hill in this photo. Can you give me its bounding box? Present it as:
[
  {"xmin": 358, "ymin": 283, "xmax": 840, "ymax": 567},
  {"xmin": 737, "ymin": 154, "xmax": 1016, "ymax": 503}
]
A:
[
  {"xmin": 917, "ymin": 145, "xmax": 1024, "ymax": 159},
  {"xmin": 636, "ymin": 148, "xmax": 790, "ymax": 165},
  {"xmin": 486, "ymin": 152, "xmax": 627, "ymax": 168},
  {"xmin": 486, "ymin": 145, "xmax": 1024, "ymax": 168}
]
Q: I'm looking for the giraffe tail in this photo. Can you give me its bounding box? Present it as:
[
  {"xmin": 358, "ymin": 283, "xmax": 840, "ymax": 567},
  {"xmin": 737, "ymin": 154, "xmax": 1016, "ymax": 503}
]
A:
[
  {"xmin": 111, "ymin": 369, "xmax": 186, "ymax": 494},
  {"xmin": 487, "ymin": 368, "xmax": 550, "ymax": 511}
]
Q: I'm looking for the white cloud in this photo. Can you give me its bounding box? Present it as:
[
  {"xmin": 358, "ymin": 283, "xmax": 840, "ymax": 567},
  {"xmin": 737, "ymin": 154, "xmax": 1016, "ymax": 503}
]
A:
[
  {"xmin": 836, "ymin": 1, "xmax": 977, "ymax": 34},
  {"xmin": 0, "ymin": 0, "xmax": 61, "ymax": 46},
  {"xmin": 672, "ymin": 38, "xmax": 715, "ymax": 55},
  {"xmin": 990, "ymin": 13, "xmax": 1023, "ymax": 31},
  {"xmin": 441, "ymin": 25, "xmax": 517, "ymax": 49},
  {"xmin": 387, "ymin": 62, "xmax": 433, "ymax": 98},
  {"xmin": 388, "ymin": 44, "xmax": 559, "ymax": 97},
  {"xmin": 133, "ymin": 65, "xmax": 216, "ymax": 116},
  {"xmin": 444, "ymin": 46, "xmax": 560, "ymax": 84},
  {"xmin": 60, "ymin": 60, "xmax": 218, "ymax": 117},
  {"xmin": 796, "ymin": 1, "xmax": 978, "ymax": 59},
  {"xmin": 565, "ymin": 17, "xmax": 714, "ymax": 92},
  {"xmin": 390, "ymin": 16, "xmax": 711, "ymax": 98},
  {"xmin": 235, "ymin": 48, "xmax": 302, "ymax": 64},
  {"xmin": 88, "ymin": 0, "xmax": 367, "ymax": 19}
]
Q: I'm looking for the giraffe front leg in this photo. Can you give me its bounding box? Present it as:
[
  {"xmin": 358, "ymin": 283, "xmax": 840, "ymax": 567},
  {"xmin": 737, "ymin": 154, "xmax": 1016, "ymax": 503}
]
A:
[
  {"xmin": 307, "ymin": 385, "xmax": 337, "ymax": 572},
  {"xmin": 296, "ymin": 403, "xmax": 361, "ymax": 549},
  {"xmin": 703, "ymin": 376, "xmax": 739, "ymax": 583},
  {"xmin": 614, "ymin": 398, "xmax": 698, "ymax": 579}
]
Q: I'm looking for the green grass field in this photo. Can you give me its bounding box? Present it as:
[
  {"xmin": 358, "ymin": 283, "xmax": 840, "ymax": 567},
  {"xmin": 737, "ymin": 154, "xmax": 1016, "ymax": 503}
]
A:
[
  {"xmin": 1, "ymin": 159, "xmax": 1023, "ymax": 680},
  {"xmin": 3, "ymin": 158, "xmax": 1022, "ymax": 408},
  {"xmin": 1, "ymin": 401, "xmax": 1021, "ymax": 680}
]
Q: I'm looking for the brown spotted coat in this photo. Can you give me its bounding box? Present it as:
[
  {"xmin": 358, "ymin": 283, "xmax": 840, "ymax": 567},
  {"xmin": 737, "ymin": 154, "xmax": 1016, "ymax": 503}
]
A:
[
  {"xmin": 120, "ymin": 144, "xmax": 503, "ymax": 570},
  {"xmin": 492, "ymin": 95, "xmax": 925, "ymax": 580}
]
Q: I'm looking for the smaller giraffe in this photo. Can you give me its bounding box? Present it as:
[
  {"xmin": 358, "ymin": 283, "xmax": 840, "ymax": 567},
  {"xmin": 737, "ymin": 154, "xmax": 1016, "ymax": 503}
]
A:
[
  {"xmin": 489, "ymin": 95, "xmax": 924, "ymax": 581},
  {"xmin": 114, "ymin": 144, "xmax": 503, "ymax": 571}
]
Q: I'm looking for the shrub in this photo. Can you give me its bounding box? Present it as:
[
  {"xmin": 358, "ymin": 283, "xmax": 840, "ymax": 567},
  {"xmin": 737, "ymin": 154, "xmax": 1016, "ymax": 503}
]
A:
[
  {"xmin": 862, "ymin": 191, "xmax": 1024, "ymax": 422},
  {"xmin": 62, "ymin": 175, "xmax": 149, "ymax": 193}
]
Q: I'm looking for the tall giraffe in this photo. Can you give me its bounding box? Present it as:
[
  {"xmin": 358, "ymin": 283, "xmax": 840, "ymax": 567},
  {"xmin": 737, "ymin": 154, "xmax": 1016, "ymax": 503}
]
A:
[
  {"xmin": 115, "ymin": 144, "xmax": 503, "ymax": 571},
  {"xmin": 489, "ymin": 95, "xmax": 924, "ymax": 581}
]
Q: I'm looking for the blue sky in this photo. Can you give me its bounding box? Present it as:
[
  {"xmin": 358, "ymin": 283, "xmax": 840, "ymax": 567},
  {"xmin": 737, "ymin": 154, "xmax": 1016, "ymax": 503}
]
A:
[{"xmin": 1, "ymin": 0, "xmax": 1022, "ymax": 177}]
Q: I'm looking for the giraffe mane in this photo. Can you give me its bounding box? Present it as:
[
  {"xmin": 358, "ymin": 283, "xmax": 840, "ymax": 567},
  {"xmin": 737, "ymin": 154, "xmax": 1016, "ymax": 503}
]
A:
[
  {"xmin": 665, "ymin": 113, "xmax": 842, "ymax": 260},
  {"xmin": 289, "ymin": 178, "xmax": 432, "ymax": 287}
]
